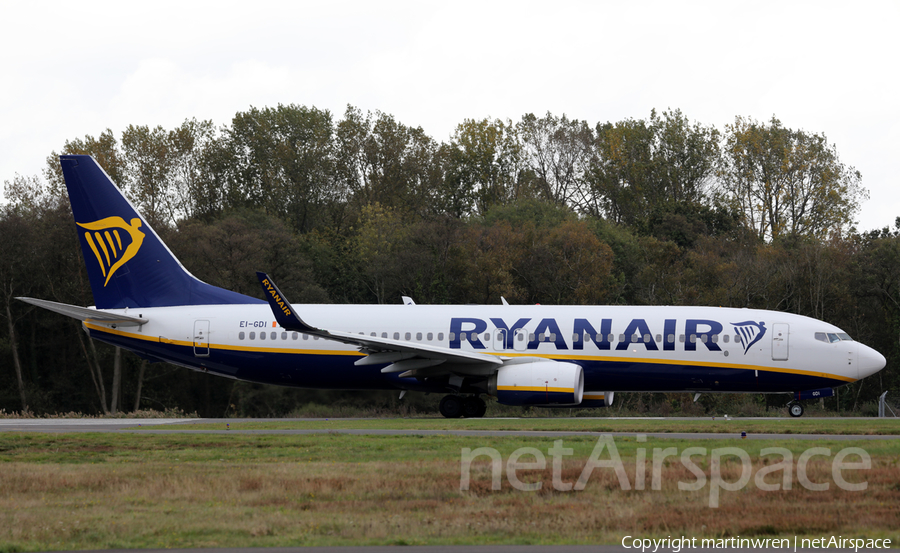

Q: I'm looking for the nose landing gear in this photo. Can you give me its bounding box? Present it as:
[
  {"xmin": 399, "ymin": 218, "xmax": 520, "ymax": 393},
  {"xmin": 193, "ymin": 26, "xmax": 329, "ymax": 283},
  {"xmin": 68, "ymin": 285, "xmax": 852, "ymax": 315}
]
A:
[{"xmin": 439, "ymin": 395, "xmax": 486, "ymax": 418}]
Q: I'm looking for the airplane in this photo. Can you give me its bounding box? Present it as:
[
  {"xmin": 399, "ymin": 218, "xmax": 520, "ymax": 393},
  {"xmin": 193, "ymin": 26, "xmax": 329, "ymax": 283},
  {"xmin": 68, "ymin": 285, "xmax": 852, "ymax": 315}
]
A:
[{"xmin": 18, "ymin": 155, "xmax": 887, "ymax": 418}]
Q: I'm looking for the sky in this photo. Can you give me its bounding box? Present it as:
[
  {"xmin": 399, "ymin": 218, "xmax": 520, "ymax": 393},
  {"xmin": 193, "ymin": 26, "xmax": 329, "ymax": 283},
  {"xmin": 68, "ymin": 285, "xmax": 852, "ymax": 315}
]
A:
[{"xmin": 2, "ymin": 0, "xmax": 898, "ymax": 231}]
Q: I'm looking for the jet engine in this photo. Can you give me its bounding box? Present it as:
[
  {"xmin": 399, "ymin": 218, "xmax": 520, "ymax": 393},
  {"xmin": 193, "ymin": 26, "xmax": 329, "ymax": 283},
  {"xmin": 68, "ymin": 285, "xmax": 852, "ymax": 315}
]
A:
[
  {"xmin": 488, "ymin": 361, "xmax": 584, "ymax": 406},
  {"xmin": 580, "ymin": 391, "xmax": 615, "ymax": 408}
]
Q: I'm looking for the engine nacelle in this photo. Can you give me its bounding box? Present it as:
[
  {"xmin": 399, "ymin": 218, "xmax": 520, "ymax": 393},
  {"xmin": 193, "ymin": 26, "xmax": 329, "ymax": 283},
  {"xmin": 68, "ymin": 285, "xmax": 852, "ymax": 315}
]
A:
[
  {"xmin": 489, "ymin": 361, "xmax": 584, "ymax": 406},
  {"xmin": 580, "ymin": 391, "xmax": 614, "ymax": 408}
]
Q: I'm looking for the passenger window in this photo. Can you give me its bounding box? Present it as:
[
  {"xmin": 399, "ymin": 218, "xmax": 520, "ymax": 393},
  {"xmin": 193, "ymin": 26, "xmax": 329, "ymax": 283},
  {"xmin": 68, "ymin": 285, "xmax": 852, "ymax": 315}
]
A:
[
  {"xmin": 260, "ymin": 332, "xmax": 266, "ymax": 340},
  {"xmin": 471, "ymin": 332, "xmax": 478, "ymax": 342},
  {"xmin": 484, "ymin": 333, "xmax": 490, "ymax": 342},
  {"xmin": 690, "ymin": 335, "xmax": 697, "ymax": 343},
  {"xmin": 405, "ymin": 332, "xmax": 411, "ymax": 340},
  {"xmin": 416, "ymin": 332, "xmax": 422, "ymax": 341},
  {"xmin": 249, "ymin": 332, "xmax": 256, "ymax": 340},
  {"xmin": 643, "ymin": 334, "xmax": 651, "ymax": 343},
  {"xmin": 427, "ymin": 332, "xmax": 433, "ymax": 341},
  {"xmin": 711, "ymin": 334, "xmax": 718, "ymax": 343},
  {"xmin": 619, "ymin": 334, "xmax": 625, "ymax": 342},
  {"xmin": 292, "ymin": 332, "xmax": 298, "ymax": 340},
  {"xmin": 723, "ymin": 335, "xmax": 729, "ymax": 343},
  {"xmin": 282, "ymin": 332, "xmax": 287, "ymax": 340},
  {"xmin": 239, "ymin": 332, "xmax": 245, "ymax": 340},
  {"xmin": 271, "ymin": 332, "xmax": 277, "ymax": 340},
  {"xmin": 608, "ymin": 334, "xmax": 615, "ymax": 342},
  {"xmin": 550, "ymin": 333, "xmax": 556, "ymax": 341},
  {"xmin": 382, "ymin": 332, "xmax": 387, "ymax": 338},
  {"xmin": 393, "ymin": 332, "xmax": 400, "ymax": 340},
  {"xmin": 667, "ymin": 334, "xmax": 675, "ymax": 344},
  {"xmin": 679, "ymin": 334, "xmax": 686, "ymax": 343},
  {"xmin": 448, "ymin": 332, "xmax": 454, "ymax": 341},
  {"xmin": 302, "ymin": 333, "xmax": 309, "ymax": 340},
  {"xmin": 438, "ymin": 332, "xmax": 444, "ymax": 341},
  {"xmin": 572, "ymin": 333, "xmax": 580, "ymax": 342},
  {"xmin": 460, "ymin": 333, "xmax": 467, "ymax": 342},
  {"xmin": 655, "ymin": 334, "xmax": 662, "ymax": 342}
]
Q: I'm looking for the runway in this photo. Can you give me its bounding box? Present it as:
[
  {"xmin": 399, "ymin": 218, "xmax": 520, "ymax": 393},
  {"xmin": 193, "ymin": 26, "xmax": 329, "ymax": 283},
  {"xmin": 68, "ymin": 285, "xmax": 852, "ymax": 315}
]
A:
[{"xmin": 1, "ymin": 417, "xmax": 897, "ymax": 440}]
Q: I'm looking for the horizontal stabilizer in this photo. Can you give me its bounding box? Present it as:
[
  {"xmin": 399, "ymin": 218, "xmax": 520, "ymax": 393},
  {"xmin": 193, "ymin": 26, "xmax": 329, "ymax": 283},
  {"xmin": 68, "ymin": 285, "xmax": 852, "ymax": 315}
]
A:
[{"xmin": 17, "ymin": 297, "xmax": 149, "ymax": 326}]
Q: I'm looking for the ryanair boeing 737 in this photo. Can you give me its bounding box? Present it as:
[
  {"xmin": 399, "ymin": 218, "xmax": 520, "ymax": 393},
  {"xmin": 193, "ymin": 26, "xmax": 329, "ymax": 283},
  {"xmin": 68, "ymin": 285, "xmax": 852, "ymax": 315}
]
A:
[{"xmin": 19, "ymin": 156, "xmax": 887, "ymax": 418}]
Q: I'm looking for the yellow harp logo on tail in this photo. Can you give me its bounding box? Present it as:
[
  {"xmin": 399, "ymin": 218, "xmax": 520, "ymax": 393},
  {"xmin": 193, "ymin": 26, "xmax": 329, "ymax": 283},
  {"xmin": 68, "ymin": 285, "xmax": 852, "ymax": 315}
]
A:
[{"xmin": 77, "ymin": 217, "xmax": 146, "ymax": 286}]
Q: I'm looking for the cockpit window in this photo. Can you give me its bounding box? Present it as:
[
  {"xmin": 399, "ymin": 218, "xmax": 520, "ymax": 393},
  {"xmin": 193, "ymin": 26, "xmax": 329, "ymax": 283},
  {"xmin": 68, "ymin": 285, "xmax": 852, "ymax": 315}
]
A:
[{"xmin": 815, "ymin": 332, "xmax": 853, "ymax": 343}]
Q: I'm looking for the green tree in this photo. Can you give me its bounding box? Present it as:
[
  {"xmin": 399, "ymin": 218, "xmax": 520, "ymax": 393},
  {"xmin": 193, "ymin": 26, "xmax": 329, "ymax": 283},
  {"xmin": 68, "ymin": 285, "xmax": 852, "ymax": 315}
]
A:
[
  {"xmin": 335, "ymin": 106, "xmax": 440, "ymax": 220},
  {"xmin": 229, "ymin": 104, "xmax": 336, "ymax": 232},
  {"xmin": 445, "ymin": 118, "xmax": 525, "ymax": 215},
  {"xmin": 586, "ymin": 109, "xmax": 720, "ymax": 226}
]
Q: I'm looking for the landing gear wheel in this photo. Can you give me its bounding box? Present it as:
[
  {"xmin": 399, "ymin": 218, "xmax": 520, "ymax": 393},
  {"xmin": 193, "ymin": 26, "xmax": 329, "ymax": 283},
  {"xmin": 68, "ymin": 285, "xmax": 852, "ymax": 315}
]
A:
[
  {"xmin": 439, "ymin": 395, "xmax": 464, "ymax": 418},
  {"xmin": 462, "ymin": 396, "xmax": 487, "ymax": 418},
  {"xmin": 789, "ymin": 402, "xmax": 804, "ymax": 418}
]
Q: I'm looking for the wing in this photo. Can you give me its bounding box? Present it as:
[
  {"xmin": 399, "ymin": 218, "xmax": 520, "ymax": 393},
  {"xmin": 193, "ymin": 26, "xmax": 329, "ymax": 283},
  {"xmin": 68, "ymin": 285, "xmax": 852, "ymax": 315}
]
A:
[{"xmin": 256, "ymin": 272, "xmax": 501, "ymax": 377}]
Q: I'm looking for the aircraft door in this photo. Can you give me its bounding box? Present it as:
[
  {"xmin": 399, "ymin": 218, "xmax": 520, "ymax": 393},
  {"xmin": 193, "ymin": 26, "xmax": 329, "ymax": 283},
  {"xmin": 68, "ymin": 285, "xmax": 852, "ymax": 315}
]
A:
[
  {"xmin": 494, "ymin": 329, "xmax": 507, "ymax": 351},
  {"xmin": 193, "ymin": 320, "xmax": 210, "ymax": 357},
  {"xmin": 772, "ymin": 323, "xmax": 789, "ymax": 361},
  {"xmin": 513, "ymin": 328, "xmax": 528, "ymax": 352}
]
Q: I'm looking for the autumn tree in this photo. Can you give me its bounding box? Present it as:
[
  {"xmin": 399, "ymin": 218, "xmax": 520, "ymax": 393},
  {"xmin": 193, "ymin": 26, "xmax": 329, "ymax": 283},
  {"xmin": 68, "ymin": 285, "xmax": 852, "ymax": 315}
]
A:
[
  {"xmin": 45, "ymin": 129, "xmax": 126, "ymax": 197},
  {"xmin": 718, "ymin": 116, "xmax": 867, "ymax": 241},
  {"xmin": 518, "ymin": 112, "xmax": 594, "ymax": 206}
]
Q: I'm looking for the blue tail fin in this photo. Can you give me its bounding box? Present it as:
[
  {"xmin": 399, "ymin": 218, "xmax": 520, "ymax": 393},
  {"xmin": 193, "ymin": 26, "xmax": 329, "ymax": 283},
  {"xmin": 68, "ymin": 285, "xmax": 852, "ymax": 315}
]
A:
[{"xmin": 60, "ymin": 155, "xmax": 261, "ymax": 309}]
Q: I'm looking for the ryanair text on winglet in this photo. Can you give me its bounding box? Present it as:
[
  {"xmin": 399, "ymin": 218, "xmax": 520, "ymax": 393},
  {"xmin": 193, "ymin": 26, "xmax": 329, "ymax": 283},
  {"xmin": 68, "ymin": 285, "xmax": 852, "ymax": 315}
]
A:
[{"xmin": 261, "ymin": 278, "xmax": 292, "ymax": 317}]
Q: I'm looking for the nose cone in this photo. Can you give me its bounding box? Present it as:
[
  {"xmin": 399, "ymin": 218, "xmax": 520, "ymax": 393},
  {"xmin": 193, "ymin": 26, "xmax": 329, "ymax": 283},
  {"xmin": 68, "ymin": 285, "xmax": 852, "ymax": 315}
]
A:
[{"xmin": 858, "ymin": 343, "xmax": 887, "ymax": 379}]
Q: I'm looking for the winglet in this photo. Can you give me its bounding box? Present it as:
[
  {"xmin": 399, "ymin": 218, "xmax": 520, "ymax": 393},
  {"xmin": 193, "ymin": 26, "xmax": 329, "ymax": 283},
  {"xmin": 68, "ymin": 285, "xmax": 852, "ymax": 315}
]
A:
[{"xmin": 256, "ymin": 272, "xmax": 319, "ymax": 333}]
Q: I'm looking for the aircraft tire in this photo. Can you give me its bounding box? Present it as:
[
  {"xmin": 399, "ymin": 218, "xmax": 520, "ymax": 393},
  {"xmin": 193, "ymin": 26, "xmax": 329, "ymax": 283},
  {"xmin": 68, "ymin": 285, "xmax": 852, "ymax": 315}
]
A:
[
  {"xmin": 789, "ymin": 402, "xmax": 804, "ymax": 417},
  {"xmin": 462, "ymin": 396, "xmax": 487, "ymax": 418},
  {"xmin": 439, "ymin": 395, "xmax": 464, "ymax": 418}
]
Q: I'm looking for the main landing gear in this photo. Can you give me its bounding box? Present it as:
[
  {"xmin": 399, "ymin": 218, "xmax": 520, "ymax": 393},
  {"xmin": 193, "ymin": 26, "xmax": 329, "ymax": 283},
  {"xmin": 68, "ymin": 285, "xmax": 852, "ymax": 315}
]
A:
[
  {"xmin": 439, "ymin": 395, "xmax": 487, "ymax": 418},
  {"xmin": 787, "ymin": 401, "xmax": 804, "ymax": 418}
]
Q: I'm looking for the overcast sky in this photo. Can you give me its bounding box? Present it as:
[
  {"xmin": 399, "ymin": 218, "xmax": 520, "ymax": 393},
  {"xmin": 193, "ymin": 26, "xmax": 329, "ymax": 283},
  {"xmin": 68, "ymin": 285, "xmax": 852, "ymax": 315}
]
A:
[{"xmin": 2, "ymin": 1, "xmax": 897, "ymax": 231}]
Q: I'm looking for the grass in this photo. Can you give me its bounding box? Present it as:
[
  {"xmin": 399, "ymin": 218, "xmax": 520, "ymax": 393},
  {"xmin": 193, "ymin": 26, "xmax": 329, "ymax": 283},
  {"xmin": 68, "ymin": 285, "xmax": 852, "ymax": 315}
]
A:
[
  {"xmin": 168, "ymin": 416, "xmax": 900, "ymax": 435},
  {"xmin": 1, "ymin": 428, "xmax": 899, "ymax": 551}
]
